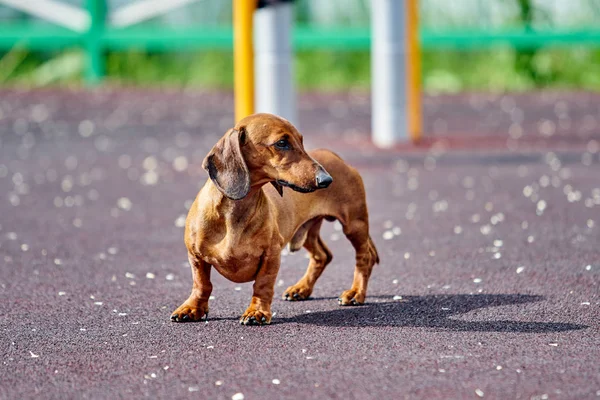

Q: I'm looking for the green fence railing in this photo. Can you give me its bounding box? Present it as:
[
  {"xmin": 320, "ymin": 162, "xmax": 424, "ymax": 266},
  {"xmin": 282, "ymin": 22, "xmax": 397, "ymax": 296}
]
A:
[{"xmin": 1, "ymin": 0, "xmax": 600, "ymax": 84}]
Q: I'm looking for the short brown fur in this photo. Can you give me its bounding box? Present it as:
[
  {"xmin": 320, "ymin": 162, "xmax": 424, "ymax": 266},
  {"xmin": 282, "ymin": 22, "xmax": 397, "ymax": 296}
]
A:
[{"xmin": 171, "ymin": 113, "xmax": 379, "ymax": 325}]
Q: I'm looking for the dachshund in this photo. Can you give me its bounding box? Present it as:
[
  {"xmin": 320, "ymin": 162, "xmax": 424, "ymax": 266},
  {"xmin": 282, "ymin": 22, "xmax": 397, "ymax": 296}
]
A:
[{"xmin": 171, "ymin": 113, "xmax": 379, "ymax": 325}]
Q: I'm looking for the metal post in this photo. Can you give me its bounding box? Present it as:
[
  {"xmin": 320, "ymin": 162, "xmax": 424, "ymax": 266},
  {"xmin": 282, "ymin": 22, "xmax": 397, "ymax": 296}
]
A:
[
  {"xmin": 254, "ymin": 0, "xmax": 296, "ymax": 125},
  {"xmin": 371, "ymin": 0, "xmax": 407, "ymax": 147},
  {"xmin": 407, "ymin": 0, "xmax": 422, "ymax": 142},
  {"xmin": 234, "ymin": 0, "xmax": 257, "ymax": 122},
  {"xmin": 85, "ymin": 0, "xmax": 106, "ymax": 84}
]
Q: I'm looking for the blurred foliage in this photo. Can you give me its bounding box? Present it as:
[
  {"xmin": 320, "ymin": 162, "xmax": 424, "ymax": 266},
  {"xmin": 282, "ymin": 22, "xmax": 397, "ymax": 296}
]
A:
[{"xmin": 1, "ymin": 47, "xmax": 599, "ymax": 92}]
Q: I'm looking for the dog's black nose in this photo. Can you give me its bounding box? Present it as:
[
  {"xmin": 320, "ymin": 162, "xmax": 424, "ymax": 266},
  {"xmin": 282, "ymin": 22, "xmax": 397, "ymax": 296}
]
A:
[{"xmin": 316, "ymin": 170, "xmax": 333, "ymax": 188}]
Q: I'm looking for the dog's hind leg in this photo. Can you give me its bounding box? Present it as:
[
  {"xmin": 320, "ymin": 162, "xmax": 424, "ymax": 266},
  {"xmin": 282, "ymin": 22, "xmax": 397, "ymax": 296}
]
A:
[
  {"xmin": 283, "ymin": 218, "xmax": 333, "ymax": 301},
  {"xmin": 338, "ymin": 218, "xmax": 379, "ymax": 306}
]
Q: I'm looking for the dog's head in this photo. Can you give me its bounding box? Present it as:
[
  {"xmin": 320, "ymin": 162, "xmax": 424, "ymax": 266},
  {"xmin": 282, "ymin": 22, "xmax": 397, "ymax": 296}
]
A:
[{"xmin": 202, "ymin": 113, "xmax": 332, "ymax": 200}]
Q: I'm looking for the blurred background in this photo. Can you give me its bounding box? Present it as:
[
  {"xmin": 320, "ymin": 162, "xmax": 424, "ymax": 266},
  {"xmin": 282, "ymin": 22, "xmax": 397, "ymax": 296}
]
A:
[{"xmin": 1, "ymin": 0, "xmax": 599, "ymax": 92}]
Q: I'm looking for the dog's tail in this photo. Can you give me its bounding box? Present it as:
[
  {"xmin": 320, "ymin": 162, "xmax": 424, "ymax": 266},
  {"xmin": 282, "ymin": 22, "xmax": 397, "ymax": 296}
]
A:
[{"xmin": 368, "ymin": 236, "xmax": 380, "ymax": 265}]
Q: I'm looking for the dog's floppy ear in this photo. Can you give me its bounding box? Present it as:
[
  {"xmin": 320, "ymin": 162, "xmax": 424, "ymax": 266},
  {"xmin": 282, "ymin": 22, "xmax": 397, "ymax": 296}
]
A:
[
  {"xmin": 202, "ymin": 127, "xmax": 250, "ymax": 200},
  {"xmin": 270, "ymin": 181, "xmax": 284, "ymax": 197}
]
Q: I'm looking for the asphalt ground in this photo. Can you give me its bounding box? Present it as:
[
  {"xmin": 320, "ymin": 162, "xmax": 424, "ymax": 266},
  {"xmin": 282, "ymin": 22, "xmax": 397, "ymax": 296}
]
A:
[{"xmin": 0, "ymin": 89, "xmax": 599, "ymax": 400}]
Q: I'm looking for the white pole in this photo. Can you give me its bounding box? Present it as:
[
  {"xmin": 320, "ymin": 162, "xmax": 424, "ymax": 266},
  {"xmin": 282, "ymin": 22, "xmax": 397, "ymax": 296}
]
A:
[
  {"xmin": 254, "ymin": 1, "xmax": 297, "ymax": 126},
  {"xmin": 371, "ymin": 0, "xmax": 407, "ymax": 147}
]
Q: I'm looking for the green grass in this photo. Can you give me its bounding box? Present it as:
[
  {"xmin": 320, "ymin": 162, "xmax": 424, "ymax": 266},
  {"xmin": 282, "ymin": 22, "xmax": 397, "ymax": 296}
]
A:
[{"xmin": 1, "ymin": 47, "xmax": 599, "ymax": 92}]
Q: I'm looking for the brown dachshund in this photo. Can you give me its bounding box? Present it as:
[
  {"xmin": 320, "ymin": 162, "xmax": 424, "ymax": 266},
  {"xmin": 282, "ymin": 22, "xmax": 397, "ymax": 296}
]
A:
[{"xmin": 171, "ymin": 113, "xmax": 379, "ymax": 325}]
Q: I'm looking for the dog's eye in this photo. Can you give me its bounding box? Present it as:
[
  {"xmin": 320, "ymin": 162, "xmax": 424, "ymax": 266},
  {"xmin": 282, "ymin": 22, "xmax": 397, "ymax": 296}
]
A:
[{"xmin": 274, "ymin": 139, "xmax": 290, "ymax": 150}]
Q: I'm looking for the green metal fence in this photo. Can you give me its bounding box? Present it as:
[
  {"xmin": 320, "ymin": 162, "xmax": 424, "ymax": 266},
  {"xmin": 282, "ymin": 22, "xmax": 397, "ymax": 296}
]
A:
[{"xmin": 1, "ymin": 0, "xmax": 599, "ymax": 84}]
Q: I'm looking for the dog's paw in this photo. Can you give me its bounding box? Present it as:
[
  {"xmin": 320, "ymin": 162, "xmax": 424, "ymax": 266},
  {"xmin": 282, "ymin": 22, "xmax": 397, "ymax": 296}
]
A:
[
  {"xmin": 170, "ymin": 302, "xmax": 208, "ymax": 322},
  {"xmin": 239, "ymin": 309, "xmax": 271, "ymax": 326},
  {"xmin": 338, "ymin": 290, "xmax": 365, "ymax": 306},
  {"xmin": 282, "ymin": 284, "xmax": 312, "ymax": 301}
]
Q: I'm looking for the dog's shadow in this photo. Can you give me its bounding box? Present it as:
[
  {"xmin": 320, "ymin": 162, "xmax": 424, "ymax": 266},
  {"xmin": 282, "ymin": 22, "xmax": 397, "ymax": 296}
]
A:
[{"xmin": 279, "ymin": 294, "xmax": 587, "ymax": 333}]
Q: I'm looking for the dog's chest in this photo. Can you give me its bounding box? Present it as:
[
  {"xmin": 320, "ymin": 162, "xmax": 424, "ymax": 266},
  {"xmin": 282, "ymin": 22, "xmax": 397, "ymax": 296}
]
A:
[
  {"xmin": 207, "ymin": 248, "xmax": 264, "ymax": 284},
  {"xmin": 203, "ymin": 240, "xmax": 261, "ymax": 266},
  {"xmin": 193, "ymin": 229, "xmax": 266, "ymax": 283},
  {"xmin": 187, "ymin": 191, "xmax": 278, "ymax": 282}
]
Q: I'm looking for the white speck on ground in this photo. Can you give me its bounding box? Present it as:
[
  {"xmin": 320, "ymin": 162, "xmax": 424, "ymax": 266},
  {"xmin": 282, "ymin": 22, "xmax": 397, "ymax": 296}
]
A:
[
  {"xmin": 174, "ymin": 215, "xmax": 186, "ymax": 228},
  {"xmin": 527, "ymin": 235, "xmax": 535, "ymax": 243},
  {"xmin": 117, "ymin": 197, "xmax": 132, "ymax": 211},
  {"xmin": 173, "ymin": 156, "xmax": 188, "ymax": 172},
  {"xmin": 531, "ymin": 394, "xmax": 549, "ymax": 400}
]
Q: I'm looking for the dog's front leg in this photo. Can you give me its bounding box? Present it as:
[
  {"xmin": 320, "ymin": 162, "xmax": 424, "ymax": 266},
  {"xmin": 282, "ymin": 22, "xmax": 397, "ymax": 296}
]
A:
[
  {"xmin": 171, "ymin": 254, "xmax": 212, "ymax": 322},
  {"xmin": 240, "ymin": 254, "xmax": 280, "ymax": 326}
]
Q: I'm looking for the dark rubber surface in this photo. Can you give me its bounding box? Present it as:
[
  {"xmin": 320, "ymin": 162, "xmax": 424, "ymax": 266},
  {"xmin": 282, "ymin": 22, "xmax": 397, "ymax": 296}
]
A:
[{"xmin": 0, "ymin": 89, "xmax": 598, "ymax": 399}]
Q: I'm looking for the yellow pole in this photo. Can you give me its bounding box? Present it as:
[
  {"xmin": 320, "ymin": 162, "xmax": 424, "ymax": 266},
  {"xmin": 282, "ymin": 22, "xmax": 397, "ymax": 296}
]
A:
[
  {"xmin": 234, "ymin": 0, "xmax": 256, "ymax": 122},
  {"xmin": 407, "ymin": 0, "xmax": 422, "ymax": 142}
]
